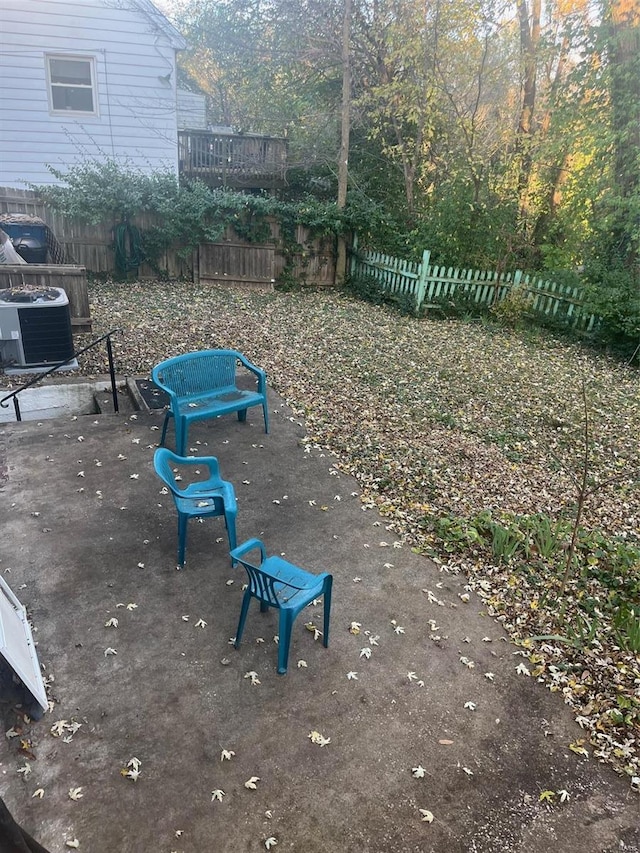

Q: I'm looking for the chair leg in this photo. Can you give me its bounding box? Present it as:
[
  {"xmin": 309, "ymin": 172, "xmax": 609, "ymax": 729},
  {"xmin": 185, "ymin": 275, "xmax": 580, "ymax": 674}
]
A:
[
  {"xmin": 322, "ymin": 577, "xmax": 332, "ymax": 648},
  {"xmin": 225, "ymin": 509, "xmax": 237, "ymax": 563},
  {"xmin": 277, "ymin": 610, "xmax": 294, "ymax": 674},
  {"xmin": 237, "ymin": 408, "xmax": 247, "ymax": 423},
  {"xmin": 262, "ymin": 401, "xmax": 270, "ymax": 434},
  {"xmin": 160, "ymin": 412, "xmax": 170, "ymax": 447},
  {"xmin": 177, "ymin": 513, "xmax": 188, "ymax": 567},
  {"xmin": 235, "ymin": 591, "xmax": 252, "ymax": 648}
]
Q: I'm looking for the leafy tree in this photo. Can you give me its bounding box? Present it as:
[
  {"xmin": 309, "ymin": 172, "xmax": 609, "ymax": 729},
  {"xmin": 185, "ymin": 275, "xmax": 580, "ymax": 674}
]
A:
[
  {"xmin": 177, "ymin": 0, "xmax": 344, "ymax": 175},
  {"xmin": 164, "ymin": 0, "xmax": 637, "ymax": 327}
]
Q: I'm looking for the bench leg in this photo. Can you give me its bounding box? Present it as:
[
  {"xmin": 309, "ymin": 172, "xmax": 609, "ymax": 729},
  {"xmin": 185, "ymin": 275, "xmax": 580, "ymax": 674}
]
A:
[{"xmin": 160, "ymin": 411, "xmax": 171, "ymax": 447}]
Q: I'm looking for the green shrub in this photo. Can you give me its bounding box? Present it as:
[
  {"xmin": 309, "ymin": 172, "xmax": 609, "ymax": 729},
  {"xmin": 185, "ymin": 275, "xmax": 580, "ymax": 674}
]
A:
[
  {"xmin": 491, "ymin": 289, "xmax": 534, "ymax": 327},
  {"xmin": 344, "ymin": 273, "xmax": 418, "ymax": 315},
  {"xmin": 583, "ymin": 264, "xmax": 640, "ymax": 359},
  {"xmin": 33, "ymin": 160, "xmax": 378, "ymax": 277}
]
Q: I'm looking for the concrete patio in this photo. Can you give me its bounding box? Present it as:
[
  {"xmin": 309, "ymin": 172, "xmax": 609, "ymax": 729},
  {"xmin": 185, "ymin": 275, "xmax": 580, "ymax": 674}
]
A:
[{"xmin": 0, "ymin": 387, "xmax": 638, "ymax": 853}]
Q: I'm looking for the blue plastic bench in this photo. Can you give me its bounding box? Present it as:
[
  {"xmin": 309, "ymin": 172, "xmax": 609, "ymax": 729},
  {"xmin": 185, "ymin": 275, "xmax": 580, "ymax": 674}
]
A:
[{"xmin": 152, "ymin": 349, "xmax": 269, "ymax": 455}]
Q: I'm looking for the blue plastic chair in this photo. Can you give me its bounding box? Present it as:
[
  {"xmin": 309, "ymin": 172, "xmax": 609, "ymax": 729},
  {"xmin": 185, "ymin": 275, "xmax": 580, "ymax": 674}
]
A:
[
  {"xmin": 153, "ymin": 448, "xmax": 238, "ymax": 567},
  {"xmin": 230, "ymin": 538, "xmax": 333, "ymax": 674},
  {"xmin": 152, "ymin": 350, "xmax": 269, "ymax": 455}
]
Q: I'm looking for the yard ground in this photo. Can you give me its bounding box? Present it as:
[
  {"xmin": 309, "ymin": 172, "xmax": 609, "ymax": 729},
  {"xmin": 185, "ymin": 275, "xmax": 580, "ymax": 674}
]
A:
[
  {"xmin": 0, "ymin": 281, "xmax": 638, "ymax": 852},
  {"xmin": 87, "ymin": 280, "xmax": 640, "ymax": 781}
]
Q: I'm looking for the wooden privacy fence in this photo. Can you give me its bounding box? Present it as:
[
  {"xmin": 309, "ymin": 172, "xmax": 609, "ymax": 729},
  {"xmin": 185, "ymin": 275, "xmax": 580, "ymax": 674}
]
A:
[
  {"xmin": 0, "ymin": 187, "xmax": 336, "ymax": 286},
  {"xmin": 351, "ymin": 243, "xmax": 598, "ymax": 332},
  {"xmin": 198, "ymin": 242, "xmax": 275, "ymax": 288},
  {"xmin": 0, "ymin": 188, "xmax": 191, "ymax": 278}
]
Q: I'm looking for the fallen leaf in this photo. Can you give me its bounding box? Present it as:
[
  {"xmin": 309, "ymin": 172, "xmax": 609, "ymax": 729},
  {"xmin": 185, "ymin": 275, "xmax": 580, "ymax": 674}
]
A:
[
  {"xmin": 568, "ymin": 740, "xmax": 589, "ymax": 758},
  {"xmin": 308, "ymin": 730, "xmax": 331, "ymax": 747}
]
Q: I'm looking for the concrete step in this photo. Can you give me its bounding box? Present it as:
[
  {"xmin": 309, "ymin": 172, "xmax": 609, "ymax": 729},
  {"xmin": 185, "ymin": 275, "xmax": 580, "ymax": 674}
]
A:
[{"xmin": 93, "ymin": 382, "xmax": 139, "ymax": 415}]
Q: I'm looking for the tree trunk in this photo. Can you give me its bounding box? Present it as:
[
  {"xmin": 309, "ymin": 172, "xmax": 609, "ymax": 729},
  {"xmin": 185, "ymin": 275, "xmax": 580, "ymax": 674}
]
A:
[
  {"xmin": 336, "ymin": 0, "xmax": 351, "ymax": 285},
  {"xmin": 606, "ymin": 0, "xmax": 640, "ymax": 273},
  {"xmin": 516, "ymin": 0, "xmax": 541, "ymax": 206}
]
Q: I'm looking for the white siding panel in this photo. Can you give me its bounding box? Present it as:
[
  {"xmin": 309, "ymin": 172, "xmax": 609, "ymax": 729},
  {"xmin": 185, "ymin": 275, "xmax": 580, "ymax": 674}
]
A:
[
  {"xmin": 0, "ymin": 0, "xmax": 182, "ymax": 188},
  {"xmin": 177, "ymin": 89, "xmax": 207, "ymax": 130}
]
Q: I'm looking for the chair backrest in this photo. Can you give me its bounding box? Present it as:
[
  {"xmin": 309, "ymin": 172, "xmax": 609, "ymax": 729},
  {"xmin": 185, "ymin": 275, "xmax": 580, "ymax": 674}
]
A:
[
  {"xmin": 242, "ymin": 561, "xmax": 281, "ymax": 608},
  {"xmin": 234, "ymin": 550, "xmax": 310, "ymax": 607},
  {"xmin": 153, "ymin": 447, "xmax": 222, "ymax": 494},
  {"xmin": 153, "ymin": 350, "xmax": 241, "ymax": 399}
]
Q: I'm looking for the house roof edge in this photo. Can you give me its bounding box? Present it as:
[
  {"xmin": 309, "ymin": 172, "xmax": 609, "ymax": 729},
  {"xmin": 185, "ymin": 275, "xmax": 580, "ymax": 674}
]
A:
[{"xmin": 132, "ymin": 0, "xmax": 187, "ymax": 50}]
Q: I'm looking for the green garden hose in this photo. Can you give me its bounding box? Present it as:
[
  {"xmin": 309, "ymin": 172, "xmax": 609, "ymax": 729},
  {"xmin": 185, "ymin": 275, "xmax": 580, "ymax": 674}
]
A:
[{"xmin": 114, "ymin": 221, "xmax": 145, "ymax": 277}]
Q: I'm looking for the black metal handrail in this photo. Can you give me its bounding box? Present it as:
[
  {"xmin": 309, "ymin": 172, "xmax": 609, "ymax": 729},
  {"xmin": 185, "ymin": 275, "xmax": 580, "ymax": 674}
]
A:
[{"xmin": 0, "ymin": 328, "xmax": 122, "ymax": 422}]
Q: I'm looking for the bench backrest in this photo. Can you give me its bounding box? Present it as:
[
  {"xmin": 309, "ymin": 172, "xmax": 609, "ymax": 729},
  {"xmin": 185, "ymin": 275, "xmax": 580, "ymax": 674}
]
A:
[{"xmin": 154, "ymin": 351, "xmax": 240, "ymax": 399}]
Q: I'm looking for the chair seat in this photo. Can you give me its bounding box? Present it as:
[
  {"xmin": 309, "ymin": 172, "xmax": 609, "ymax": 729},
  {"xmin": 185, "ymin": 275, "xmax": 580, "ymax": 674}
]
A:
[
  {"xmin": 177, "ymin": 388, "xmax": 263, "ymax": 420},
  {"xmin": 174, "ymin": 489, "xmax": 231, "ymax": 516},
  {"xmin": 261, "ymin": 556, "xmax": 328, "ymax": 607}
]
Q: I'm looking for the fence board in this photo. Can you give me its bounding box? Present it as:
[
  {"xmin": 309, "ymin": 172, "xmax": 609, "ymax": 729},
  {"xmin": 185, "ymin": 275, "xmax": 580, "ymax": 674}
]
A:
[
  {"xmin": 0, "ymin": 264, "xmax": 91, "ymax": 332},
  {"xmin": 198, "ymin": 241, "xmax": 275, "ymax": 289}
]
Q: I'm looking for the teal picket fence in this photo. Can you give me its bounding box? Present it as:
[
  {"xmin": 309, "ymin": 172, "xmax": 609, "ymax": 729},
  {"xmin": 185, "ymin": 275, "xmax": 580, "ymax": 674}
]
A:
[{"xmin": 350, "ymin": 242, "xmax": 598, "ymax": 332}]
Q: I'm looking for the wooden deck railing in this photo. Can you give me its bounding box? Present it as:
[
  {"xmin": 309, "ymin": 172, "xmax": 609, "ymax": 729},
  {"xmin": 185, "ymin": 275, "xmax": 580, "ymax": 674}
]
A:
[{"xmin": 178, "ymin": 130, "xmax": 287, "ymax": 189}]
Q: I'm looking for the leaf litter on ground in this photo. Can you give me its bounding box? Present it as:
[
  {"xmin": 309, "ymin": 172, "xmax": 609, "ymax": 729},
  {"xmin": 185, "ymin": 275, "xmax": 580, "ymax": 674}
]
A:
[{"xmin": 81, "ymin": 282, "xmax": 639, "ymax": 784}]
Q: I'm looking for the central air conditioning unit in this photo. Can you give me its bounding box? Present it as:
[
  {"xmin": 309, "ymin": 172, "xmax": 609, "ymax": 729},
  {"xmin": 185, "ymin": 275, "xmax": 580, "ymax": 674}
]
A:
[{"xmin": 0, "ymin": 286, "xmax": 75, "ymax": 369}]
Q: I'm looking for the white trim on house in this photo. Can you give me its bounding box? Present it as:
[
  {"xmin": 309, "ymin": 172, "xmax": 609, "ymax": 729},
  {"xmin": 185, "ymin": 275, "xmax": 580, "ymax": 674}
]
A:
[{"xmin": 45, "ymin": 54, "xmax": 99, "ymax": 117}]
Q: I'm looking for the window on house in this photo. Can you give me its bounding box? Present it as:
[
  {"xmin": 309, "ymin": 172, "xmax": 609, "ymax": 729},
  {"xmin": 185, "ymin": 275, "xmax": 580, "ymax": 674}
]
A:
[{"xmin": 47, "ymin": 56, "xmax": 97, "ymax": 114}]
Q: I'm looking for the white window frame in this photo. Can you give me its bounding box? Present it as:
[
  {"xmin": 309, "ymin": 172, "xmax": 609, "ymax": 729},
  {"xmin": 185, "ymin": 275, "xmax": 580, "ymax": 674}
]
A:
[{"xmin": 45, "ymin": 54, "xmax": 98, "ymax": 117}]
